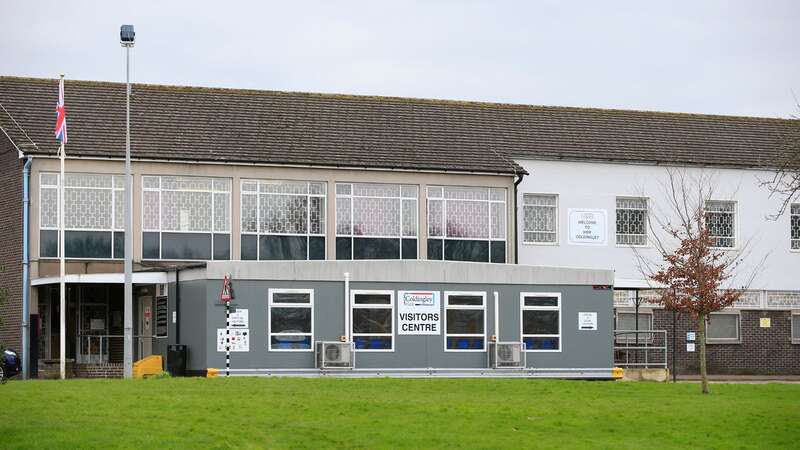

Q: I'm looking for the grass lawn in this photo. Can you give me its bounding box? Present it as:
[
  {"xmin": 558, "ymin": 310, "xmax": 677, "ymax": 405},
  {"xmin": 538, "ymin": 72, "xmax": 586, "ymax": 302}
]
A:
[{"xmin": 1, "ymin": 377, "xmax": 798, "ymax": 449}]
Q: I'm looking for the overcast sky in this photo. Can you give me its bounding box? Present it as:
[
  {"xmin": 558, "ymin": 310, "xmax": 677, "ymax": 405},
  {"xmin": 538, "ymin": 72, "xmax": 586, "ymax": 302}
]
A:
[{"xmin": 2, "ymin": 1, "xmax": 798, "ymax": 118}]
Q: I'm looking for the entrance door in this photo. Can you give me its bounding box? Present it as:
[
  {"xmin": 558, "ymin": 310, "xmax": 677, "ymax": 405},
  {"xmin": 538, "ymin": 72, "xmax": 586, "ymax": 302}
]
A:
[
  {"xmin": 138, "ymin": 296, "xmax": 153, "ymax": 359},
  {"xmin": 78, "ymin": 302, "xmax": 109, "ymax": 363}
]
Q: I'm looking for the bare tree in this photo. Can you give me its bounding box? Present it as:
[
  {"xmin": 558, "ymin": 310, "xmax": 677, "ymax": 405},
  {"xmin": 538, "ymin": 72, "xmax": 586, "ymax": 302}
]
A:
[
  {"xmin": 761, "ymin": 101, "xmax": 800, "ymax": 218},
  {"xmin": 633, "ymin": 169, "xmax": 764, "ymax": 394}
]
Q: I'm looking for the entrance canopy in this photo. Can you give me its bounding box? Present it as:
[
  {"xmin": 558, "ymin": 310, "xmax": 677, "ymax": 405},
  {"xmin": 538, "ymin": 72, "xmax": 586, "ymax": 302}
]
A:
[{"xmin": 31, "ymin": 272, "xmax": 168, "ymax": 286}]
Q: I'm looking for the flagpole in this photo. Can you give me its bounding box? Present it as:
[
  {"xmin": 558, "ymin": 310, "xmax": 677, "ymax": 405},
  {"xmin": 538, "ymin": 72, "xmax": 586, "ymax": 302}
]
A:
[{"xmin": 58, "ymin": 75, "xmax": 66, "ymax": 380}]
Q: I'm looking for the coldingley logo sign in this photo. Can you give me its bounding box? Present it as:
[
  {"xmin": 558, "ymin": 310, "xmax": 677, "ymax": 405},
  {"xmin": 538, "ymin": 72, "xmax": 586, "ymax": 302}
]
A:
[
  {"xmin": 567, "ymin": 209, "xmax": 607, "ymax": 246},
  {"xmin": 398, "ymin": 291, "xmax": 441, "ymax": 335}
]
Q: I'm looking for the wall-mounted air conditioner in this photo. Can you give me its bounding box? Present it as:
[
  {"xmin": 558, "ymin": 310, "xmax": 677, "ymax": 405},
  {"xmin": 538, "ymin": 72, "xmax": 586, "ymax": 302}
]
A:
[
  {"xmin": 315, "ymin": 341, "xmax": 355, "ymax": 369},
  {"xmin": 489, "ymin": 342, "xmax": 526, "ymax": 369}
]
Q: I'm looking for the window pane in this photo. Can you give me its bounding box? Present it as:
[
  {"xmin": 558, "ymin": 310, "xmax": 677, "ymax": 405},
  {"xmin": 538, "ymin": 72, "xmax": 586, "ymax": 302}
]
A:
[
  {"xmin": 523, "ymin": 336, "xmax": 560, "ymax": 350},
  {"xmin": 160, "ymin": 232, "xmax": 211, "ymax": 260},
  {"xmin": 353, "ymin": 197, "xmax": 400, "ymax": 237},
  {"xmin": 618, "ymin": 313, "xmax": 652, "ymax": 331},
  {"xmin": 272, "ymin": 292, "xmax": 311, "ymax": 304},
  {"xmin": 427, "ymin": 239, "xmax": 443, "ymax": 260},
  {"xmin": 707, "ymin": 314, "xmax": 738, "ymax": 340},
  {"xmin": 142, "ymin": 232, "xmax": 160, "ymax": 259},
  {"xmin": 523, "ymin": 310, "xmax": 559, "ymax": 335},
  {"xmin": 40, "ymin": 230, "xmax": 58, "ymax": 257},
  {"xmin": 161, "ymin": 190, "xmax": 213, "ymax": 232},
  {"xmin": 260, "ymin": 194, "xmax": 307, "ymax": 234},
  {"xmin": 40, "ymin": 187, "xmax": 59, "ymax": 228},
  {"xmin": 270, "ymin": 335, "xmax": 311, "ymax": 350},
  {"xmin": 336, "ymin": 197, "xmax": 352, "ymax": 235},
  {"xmin": 523, "ymin": 194, "xmax": 557, "ymax": 244},
  {"xmin": 241, "ymin": 235, "xmax": 258, "ymax": 260},
  {"xmin": 270, "ymin": 307, "xmax": 311, "ymax": 333},
  {"xmin": 446, "ymin": 309, "xmax": 484, "ymax": 334},
  {"xmin": 352, "ymin": 308, "xmax": 392, "ymax": 334},
  {"xmin": 64, "ymin": 186, "xmax": 112, "ymax": 229},
  {"xmin": 491, "ymin": 202, "xmax": 506, "ymax": 239},
  {"xmin": 444, "ymin": 240, "xmax": 489, "ymax": 262},
  {"xmin": 446, "ymin": 336, "xmax": 485, "ymax": 350},
  {"xmin": 65, "ymin": 231, "xmax": 112, "ymax": 258},
  {"xmin": 353, "ymin": 237, "xmax": 400, "ymax": 260},
  {"xmin": 448, "ymin": 295, "xmax": 483, "ymax": 306},
  {"xmin": 336, "ymin": 237, "xmax": 352, "ymax": 260},
  {"xmin": 428, "ymin": 199, "xmax": 443, "ymax": 237},
  {"xmin": 213, "ymin": 234, "xmax": 230, "ymax": 260},
  {"xmin": 446, "ymin": 200, "xmax": 489, "ymax": 238},
  {"xmin": 309, "ymin": 237, "xmax": 325, "ymax": 260},
  {"xmin": 524, "ymin": 296, "xmax": 558, "ymax": 307},
  {"xmin": 353, "ymin": 294, "xmax": 391, "ymax": 305},
  {"xmin": 401, "ymin": 239, "xmax": 417, "ymax": 259},
  {"xmin": 353, "ymin": 336, "xmax": 392, "ymax": 350},
  {"xmin": 259, "ymin": 235, "xmax": 307, "ymax": 260},
  {"xmin": 490, "ymin": 241, "xmax": 506, "ymax": 264},
  {"xmin": 792, "ymin": 315, "xmax": 800, "ymax": 340}
]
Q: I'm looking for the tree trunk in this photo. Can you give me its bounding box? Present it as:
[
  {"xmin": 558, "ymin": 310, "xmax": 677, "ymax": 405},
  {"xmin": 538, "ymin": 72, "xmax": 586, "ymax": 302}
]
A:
[{"xmin": 698, "ymin": 313, "xmax": 710, "ymax": 394}]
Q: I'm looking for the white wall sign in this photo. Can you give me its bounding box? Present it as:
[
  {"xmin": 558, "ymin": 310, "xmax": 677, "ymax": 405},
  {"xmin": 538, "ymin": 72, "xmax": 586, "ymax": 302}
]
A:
[
  {"xmin": 578, "ymin": 312, "xmax": 598, "ymax": 330},
  {"xmin": 217, "ymin": 328, "xmax": 249, "ymax": 352},
  {"xmin": 686, "ymin": 342, "xmax": 696, "ymax": 352},
  {"xmin": 398, "ymin": 291, "xmax": 441, "ymax": 335},
  {"xmin": 568, "ymin": 209, "xmax": 607, "ymax": 246},
  {"xmin": 229, "ymin": 308, "xmax": 249, "ymax": 328},
  {"xmin": 686, "ymin": 332, "xmax": 696, "ymax": 342}
]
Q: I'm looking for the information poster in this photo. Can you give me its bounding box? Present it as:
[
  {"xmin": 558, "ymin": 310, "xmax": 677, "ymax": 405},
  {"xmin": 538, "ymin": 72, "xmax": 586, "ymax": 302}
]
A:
[
  {"xmin": 568, "ymin": 209, "xmax": 607, "ymax": 246},
  {"xmin": 578, "ymin": 312, "xmax": 597, "ymax": 330},
  {"xmin": 217, "ymin": 328, "xmax": 249, "ymax": 352},
  {"xmin": 229, "ymin": 308, "xmax": 249, "ymax": 328},
  {"xmin": 398, "ymin": 291, "xmax": 441, "ymax": 335}
]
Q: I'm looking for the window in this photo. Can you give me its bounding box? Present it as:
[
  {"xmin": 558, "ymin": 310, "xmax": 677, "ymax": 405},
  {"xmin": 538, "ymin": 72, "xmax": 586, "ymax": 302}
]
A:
[
  {"xmin": 444, "ymin": 292, "xmax": 486, "ymax": 351},
  {"xmin": 706, "ymin": 313, "xmax": 740, "ymax": 343},
  {"xmin": 351, "ymin": 290, "xmax": 394, "ymax": 351},
  {"xmin": 336, "ymin": 183, "xmax": 417, "ymax": 260},
  {"xmin": 241, "ymin": 180, "xmax": 326, "ymax": 260},
  {"xmin": 615, "ymin": 311, "xmax": 653, "ymax": 343},
  {"xmin": 704, "ymin": 200, "xmax": 736, "ymax": 248},
  {"xmin": 268, "ymin": 290, "xmax": 313, "ymax": 351},
  {"xmin": 522, "ymin": 194, "xmax": 557, "ymax": 244},
  {"xmin": 791, "ymin": 204, "xmax": 799, "ymax": 250},
  {"xmin": 427, "ymin": 186, "xmax": 507, "ymax": 263},
  {"xmin": 142, "ymin": 176, "xmax": 231, "ymax": 260},
  {"xmin": 616, "ymin": 197, "xmax": 648, "ymax": 246},
  {"xmin": 39, "ymin": 173, "xmax": 125, "ymax": 259},
  {"xmin": 521, "ymin": 293, "xmax": 561, "ymax": 351},
  {"xmin": 792, "ymin": 313, "xmax": 800, "ymax": 344}
]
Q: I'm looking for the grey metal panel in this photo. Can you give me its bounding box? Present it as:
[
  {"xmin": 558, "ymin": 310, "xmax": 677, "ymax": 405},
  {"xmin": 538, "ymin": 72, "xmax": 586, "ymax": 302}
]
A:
[{"xmin": 178, "ymin": 280, "xmax": 207, "ymax": 371}]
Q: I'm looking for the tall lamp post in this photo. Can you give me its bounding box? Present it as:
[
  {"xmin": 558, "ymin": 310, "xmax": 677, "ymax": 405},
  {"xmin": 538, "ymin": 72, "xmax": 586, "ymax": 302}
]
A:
[{"xmin": 120, "ymin": 24, "xmax": 135, "ymax": 379}]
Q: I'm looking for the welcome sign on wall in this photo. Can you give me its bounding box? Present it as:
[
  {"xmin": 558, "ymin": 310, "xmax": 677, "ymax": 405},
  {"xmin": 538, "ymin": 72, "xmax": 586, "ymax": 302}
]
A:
[
  {"xmin": 568, "ymin": 209, "xmax": 607, "ymax": 246},
  {"xmin": 398, "ymin": 291, "xmax": 441, "ymax": 335}
]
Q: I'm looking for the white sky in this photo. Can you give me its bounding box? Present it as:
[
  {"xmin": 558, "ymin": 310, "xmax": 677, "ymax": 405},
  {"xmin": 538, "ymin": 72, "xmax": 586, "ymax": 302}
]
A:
[{"xmin": 1, "ymin": 0, "xmax": 798, "ymax": 118}]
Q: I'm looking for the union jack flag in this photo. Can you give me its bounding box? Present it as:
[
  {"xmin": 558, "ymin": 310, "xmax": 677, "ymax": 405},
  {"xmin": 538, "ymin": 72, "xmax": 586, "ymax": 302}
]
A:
[{"xmin": 55, "ymin": 77, "xmax": 67, "ymax": 143}]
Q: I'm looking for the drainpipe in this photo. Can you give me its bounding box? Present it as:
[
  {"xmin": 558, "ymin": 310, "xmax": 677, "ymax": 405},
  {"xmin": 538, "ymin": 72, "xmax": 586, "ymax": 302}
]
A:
[
  {"xmin": 21, "ymin": 156, "xmax": 32, "ymax": 379},
  {"xmin": 343, "ymin": 272, "xmax": 350, "ymax": 341},
  {"xmin": 513, "ymin": 172, "xmax": 525, "ymax": 264},
  {"xmin": 175, "ymin": 269, "xmax": 180, "ymax": 344},
  {"xmin": 493, "ymin": 291, "xmax": 500, "ymax": 342}
]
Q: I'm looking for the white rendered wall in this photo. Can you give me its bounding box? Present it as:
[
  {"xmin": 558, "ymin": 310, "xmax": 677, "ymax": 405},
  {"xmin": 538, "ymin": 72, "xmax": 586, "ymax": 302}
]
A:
[{"xmin": 516, "ymin": 159, "xmax": 799, "ymax": 291}]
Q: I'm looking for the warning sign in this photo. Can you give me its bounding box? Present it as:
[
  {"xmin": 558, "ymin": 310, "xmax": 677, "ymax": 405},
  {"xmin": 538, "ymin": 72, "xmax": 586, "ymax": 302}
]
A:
[{"xmin": 398, "ymin": 291, "xmax": 440, "ymax": 335}]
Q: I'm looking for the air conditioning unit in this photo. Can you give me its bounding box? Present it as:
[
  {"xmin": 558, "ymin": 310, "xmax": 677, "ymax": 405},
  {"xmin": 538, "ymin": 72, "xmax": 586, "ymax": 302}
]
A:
[
  {"xmin": 315, "ymin": 341, "xmax": 354, "ymax": 369},
  {"xmin": 489, "ymin": 342, "xmax": 525, "ymax": 369}
]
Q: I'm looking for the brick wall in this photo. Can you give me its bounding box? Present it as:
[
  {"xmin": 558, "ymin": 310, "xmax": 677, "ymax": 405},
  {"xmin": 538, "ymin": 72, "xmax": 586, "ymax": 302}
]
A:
[
  {"xmin": 652, "ymin": 309, "xmax": 800, "ymax": 375},
  {"xmin": 0, "ymin": 135, "xmax": 23, "ymax": 351},
  {"xmin": 74, "ymin": 363, "xmax": 123, "ymax": 378}
]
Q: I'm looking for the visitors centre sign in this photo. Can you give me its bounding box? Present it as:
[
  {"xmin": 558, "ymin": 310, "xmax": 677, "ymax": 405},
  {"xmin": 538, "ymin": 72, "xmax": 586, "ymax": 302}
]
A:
[{"xmin": 398, "ymin": 291, "xmax": 441, "ymax": 335}]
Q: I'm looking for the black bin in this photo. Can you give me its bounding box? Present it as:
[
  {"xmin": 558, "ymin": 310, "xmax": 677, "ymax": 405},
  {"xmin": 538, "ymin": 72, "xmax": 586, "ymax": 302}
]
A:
[{"xmin": 167, "ymin": 344, "xmax": 187, "ymax": 377}]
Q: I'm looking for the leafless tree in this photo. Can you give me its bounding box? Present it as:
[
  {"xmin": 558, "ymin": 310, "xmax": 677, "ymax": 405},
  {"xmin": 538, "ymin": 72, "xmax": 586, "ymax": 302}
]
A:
[{"xmin": 761, "ymin": 101, "xmax": 800, "ymax": 218}]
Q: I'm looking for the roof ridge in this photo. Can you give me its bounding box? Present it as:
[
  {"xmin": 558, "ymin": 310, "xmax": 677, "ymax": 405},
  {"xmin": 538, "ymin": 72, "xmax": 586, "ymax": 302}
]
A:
[{"xmin": 1, "ymin": 75, "xmax": 795, "ymax": 124}]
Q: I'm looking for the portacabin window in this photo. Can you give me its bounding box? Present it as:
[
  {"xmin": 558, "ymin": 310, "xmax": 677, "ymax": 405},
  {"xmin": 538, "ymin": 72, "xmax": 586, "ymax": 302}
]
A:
[
  {"xmin": 616, "ymin": 197, "xmax": 648, "ymax": 246},
  {"xmin": 521, "ymin": 293, "xmax": 561, "ymax": 351},
  {"xmin": 444, "ymin": 292, "xmax": 486, "ymax": 351},
  {"xmin": 522, "ymin": 194, "xmax": 557, "ymax": 244},
  {"xmin": 351, "ymin": 290, "xmax": 394, "ymax": 351},
  {"xmin": 335, "ymin": 183, "xmax": 418, "ymax": 260},
  {"xmin": 791, "ymin": 204, "xmax": 799, "ymax": 251},
  {"xmin": 427, "ymin": 186, "xmax": 507, "ymax": 263},
  {"xmin": 704, "ymin": 200, "xmax": 736, "ymax": 248},
  {"xmin": 39, "ymin": 172, "xmax": 125, "ymax": 259},
  {"xmin": 142, "ymin": 176, "xmax": 231, "ymax": 261},
  {"xmin": 241, "ymin": 180, "xmax": 326, "ymax": 260},
  {"xmin": 268, "ymin": 289, "xmax": 313, "ymax": 351},
  {"xmin": 706, "ymin": 312, "xmax": 740, "ymax": 344}
]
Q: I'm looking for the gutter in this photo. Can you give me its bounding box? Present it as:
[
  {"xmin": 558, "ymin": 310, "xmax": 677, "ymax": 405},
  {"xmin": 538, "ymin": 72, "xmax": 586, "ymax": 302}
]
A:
[
  {"xmin": 21, "ymin": 156, "xmax": 32, "ymax": 379},
  {"xmin": 513, "ymin": 170, "xmax": 525, "ymax": 264}
]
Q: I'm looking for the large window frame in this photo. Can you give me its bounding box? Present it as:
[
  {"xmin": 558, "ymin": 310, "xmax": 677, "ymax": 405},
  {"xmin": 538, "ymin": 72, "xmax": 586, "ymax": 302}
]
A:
[
  {"xmin": 616, "ymin": 197, "xmax": 648, "ymax": 247},
  {"xmin": 792, "ymin": 312, "xmax": 800, "ymax": 344},
  {"xmin": 706, "ymin": 311, "xmax": 741, "ymax": 344},
  {"xmin": 704, "ymin": 200, "xmax": 737, "ymax": 249},
  {"xmin": 427, "ymin": 186, "xmax": 507, "ymax": 263},
  {"xmin": 791, "ymin": 203, "xmax": 799, "ymax": 251},
  {"xmin": 39, "ymin": 172, "xmax": 125, "ymax": 260},
  {"xmin": 335, "ymin": 183, "xmax": 418, "ymax": 260},
  {"xmin": 522, "ymin": 193, "xmax": 558, "ymax": 245},
  {"xmin": 350, "ymin": 289, "xmax": 395, "ymax": 352},
  {"xmin": 443, "ymin": 291, "xmax": 487, "ymax": 352},
  {"xmin": 240, "ymin": 179, "xmax": 326, "ymax": 261},
  {"xmin": 141, "ymin": 175, "xmax": 231, "ymax": 261},
  {"xmin": 268, "ymin": 289, "xmax": 314, "ymax": 352},
  {"xmin": 520, "ymin": 292, "xmax": 562, "ymax": 352}
]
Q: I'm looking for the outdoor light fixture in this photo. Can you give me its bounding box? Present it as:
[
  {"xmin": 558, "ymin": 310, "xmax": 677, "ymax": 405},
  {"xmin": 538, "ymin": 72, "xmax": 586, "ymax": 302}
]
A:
[{"xmin": 120, "ymin": 24, "xmax": 135, "ymax": 46}]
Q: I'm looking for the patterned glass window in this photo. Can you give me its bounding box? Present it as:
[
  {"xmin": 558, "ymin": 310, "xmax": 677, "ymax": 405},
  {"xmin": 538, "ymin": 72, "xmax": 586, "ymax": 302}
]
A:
[
  {"xmin": 336, "ymin": 183, "xmax": 417, "ymax": 260},
  {"xmin": 427, "ymin": 186, "xmax": 506, "ymax": 263},
  {"xmin": 241, "ymin": 180, "xmax": 326, "ymax": 260},
  {"xmin": 791, "ymin": 204, "xmax": 799, "ymax": 250},
  {"xmin": 39, "ymin": 173, "xmax": 124, "ymax": 259},
  {"xmin": 142, "ymin": 176, "xmax": 231, "ymax": 260},
  {"xmin": 522, "ymin": 194, "xmax": 557, "ymax": 243},
  {"xmin": 705, "ymin": 200, "xmax": 736, "ymax": 248},
  {"xmin": 616, "ymin": 197, "xmax": 648, "ymax": 246}
]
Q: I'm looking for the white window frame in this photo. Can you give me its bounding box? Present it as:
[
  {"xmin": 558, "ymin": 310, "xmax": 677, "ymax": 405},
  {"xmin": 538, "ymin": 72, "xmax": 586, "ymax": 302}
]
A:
[
  {"xmin": 267, "ymin": 289, "xmax": 314, "ymax": 352},
  {"xmin": 615, "ymin": 196, "xmax": 649, "ymax": 247},
  {"xmin": 704, "ymin": 200, "xmax": 738, "ymax": 250},
  {"xmin": 790, "ymin": 203, "xmax": 800, "ymax": 252},
  {"xmin": 522, "ymin": 193, "xmax": 559, "ymax": 245},
  {"xmin": 706, "ymin": 311, "xmax": 741, "ymax": 344},
  {"xmin": 520, "ymin": 292, "xmax": 562, "ymax": 353},
  {"xmin": 791, "ymin": 311, "xmax": 800, "ymax": 344},
  {"xmin": 240, "ymin": 179, "xmax": 327, "ymax": 260},
  {"xmin": 443, "ymin": 291, "xmax": 487, "ymax": 352},
  {"xmin": 350, "ymin": 289, "xmax": 395, "ymax": 352}
]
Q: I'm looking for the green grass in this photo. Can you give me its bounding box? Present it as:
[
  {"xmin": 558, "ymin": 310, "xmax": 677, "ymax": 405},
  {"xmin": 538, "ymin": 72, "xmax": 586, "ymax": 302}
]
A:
[{"xmin": 1, "ymin": 378, "xmax": 798, "ymax": 449}]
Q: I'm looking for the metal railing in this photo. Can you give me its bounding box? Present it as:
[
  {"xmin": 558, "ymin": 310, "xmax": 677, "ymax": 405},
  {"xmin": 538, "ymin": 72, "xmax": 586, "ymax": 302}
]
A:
[
  {"xmin": 76, "ymin": 334, "xmax": 167, "ymax": 364},
  {"xmin": 613, "ymin": 330, "xmax": 668, "ymax": 369}
]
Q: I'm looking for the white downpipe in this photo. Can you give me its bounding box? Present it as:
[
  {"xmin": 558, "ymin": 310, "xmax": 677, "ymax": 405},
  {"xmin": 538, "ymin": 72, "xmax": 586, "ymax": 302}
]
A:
[
  {"xmin": 493, "ymin": 291, "xmax": 500, "ymax": 342},
  {"xmin": 343, "ymin": 272, "xmax": 350, "ymax": 341}
]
